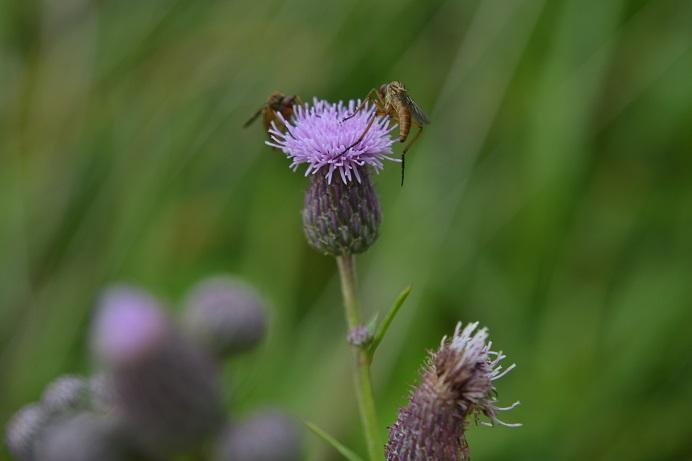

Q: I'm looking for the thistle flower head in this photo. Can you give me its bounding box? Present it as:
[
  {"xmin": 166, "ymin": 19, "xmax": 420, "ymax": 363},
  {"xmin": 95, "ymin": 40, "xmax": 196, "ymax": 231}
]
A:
[
  {"xmin": 385, "ymin": 322, "xmax": 520, "ymax": 461},
  {"xmin": 441, "ymin": 322, "xmax": 520, "ymax": 425},
  {"xmin": 183, "ymin": 275, "xmax": 267, "ymax": 357},
  {"xmin": 267, "ymin": 98, "xmax": 397, "ymax": 184}
]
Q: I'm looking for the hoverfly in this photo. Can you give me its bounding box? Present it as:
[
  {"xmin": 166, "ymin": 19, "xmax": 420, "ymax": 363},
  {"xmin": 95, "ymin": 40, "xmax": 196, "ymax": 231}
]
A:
[
  {"xmin": 343, "ymin": 81, "xmax": 429, "ymax": 185},
  {"xmin": 243, "ymin": 92, "xmax": 303, "ymax": 137}
]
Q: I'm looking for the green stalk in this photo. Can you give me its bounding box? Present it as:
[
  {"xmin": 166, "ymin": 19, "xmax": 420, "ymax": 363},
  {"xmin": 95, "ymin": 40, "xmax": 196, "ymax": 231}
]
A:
[{"xmin": 336, "ymin": 255, "xmax": 382, "ymax": 461}]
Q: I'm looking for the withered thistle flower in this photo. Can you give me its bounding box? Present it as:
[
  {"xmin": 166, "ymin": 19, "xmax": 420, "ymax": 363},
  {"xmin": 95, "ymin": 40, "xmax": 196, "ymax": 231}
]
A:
[
  {"xmin": 183, "ymin": 275, "xmax": 267, "ymax": 357},
  {"xmin": 91, "ymin": 285, "xmax": 224, "ymax": 455},
  {"xmin": 385, "ymin": 322, "xmax": 520, "ymax": 461}
]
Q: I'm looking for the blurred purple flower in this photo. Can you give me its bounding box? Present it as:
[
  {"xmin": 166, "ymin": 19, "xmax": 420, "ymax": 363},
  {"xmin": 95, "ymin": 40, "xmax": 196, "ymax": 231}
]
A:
[
  {"xmin": 385, "ymin": 322, "xmax": 520, "ymax": 461},
  {"xmin": 183, "ymin": 275, "xmax": 267, "ymax": 357},
  {"xmin": 41, "ymin": 375, "xmax": 90, "ymax": 414},
  {"xmin": 5, "ymin": 403, "xmax": 48, "ymax": 461},
  {"xmin": 89, "ymin": 373, "xmax": 116, "ymax": 414},
  {"xmin": 214, "ymin": 409, "xmax": 302, "ymax": 461},
  {"xmin": 34, "ymin": 413, "xmax": 125, "ymax": 461},
  {"xmin": 91, "ymin": 286, "xmax": 168, "ymax": 368},
  {"xmin": 91, "ymin": 285, "xmax": 224, "ymax": 455},
  {"xmin": 267, "ymin": 98, "xmax": 397, "ymax": 184}
]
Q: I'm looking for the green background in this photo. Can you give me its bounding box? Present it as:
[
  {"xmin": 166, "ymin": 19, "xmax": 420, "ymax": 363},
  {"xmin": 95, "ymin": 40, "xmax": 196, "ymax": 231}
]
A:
[{"xmin": 1, "ymin": 0, "xmax": 691, "ymax": 459}]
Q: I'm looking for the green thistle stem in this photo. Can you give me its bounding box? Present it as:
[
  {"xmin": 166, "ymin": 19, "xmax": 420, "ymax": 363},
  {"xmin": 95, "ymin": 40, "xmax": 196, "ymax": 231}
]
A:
[{"xmin": 336, "ymin": 255, "xmax": 382, "ymax": 461}]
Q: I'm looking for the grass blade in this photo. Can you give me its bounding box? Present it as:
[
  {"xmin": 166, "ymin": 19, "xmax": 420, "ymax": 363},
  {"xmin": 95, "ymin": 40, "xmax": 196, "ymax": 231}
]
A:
[{"xmin": 305, "ymin": 421, "xmax": 365, "ymax": 461}]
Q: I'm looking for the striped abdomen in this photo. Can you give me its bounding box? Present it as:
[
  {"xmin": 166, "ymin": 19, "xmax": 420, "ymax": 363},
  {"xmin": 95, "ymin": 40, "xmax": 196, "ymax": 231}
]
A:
[{"xmin": 397, "ymin": 105, "xmax": 411, "ymax": 142}]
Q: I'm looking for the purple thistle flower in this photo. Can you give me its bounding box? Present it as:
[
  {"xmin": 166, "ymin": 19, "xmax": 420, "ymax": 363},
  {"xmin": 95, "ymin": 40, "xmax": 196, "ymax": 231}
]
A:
[
  {"xmin": 266, "ymin": 98, "xmax": 397, "ymax": 184},
  {"xmin": 385, "ymin": 322, "xmax": 520, "ymax": 461}
]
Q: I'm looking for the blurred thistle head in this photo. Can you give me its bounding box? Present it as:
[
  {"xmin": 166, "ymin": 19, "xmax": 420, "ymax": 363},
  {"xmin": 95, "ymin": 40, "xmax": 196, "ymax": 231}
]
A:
[
  {"xmin": 41, "ymin": 375, "xmax": 89, "ymax": 415},
  {"xmin": 89, "ymin": 373, "xmax": 116, "ymax": 414},
  {"xmin": 385, "ymin": 322, "xmax": 520, "ymax": 461},
  {"xmin": 5, "ymin": 403, "xmax": 48, "ymax": 461},
  {"xmin": 183, "ymin": 275, "xmax": 267, "ymax": 357},
  {"xmin": 214, "ymin": 409, "xmax": 302, "ymax": 461},
  {"xmin": 91, "ymin": 285, "xmax": 169, "ymax": 368},
  {"xmin": 267, "ymin": 98, "xmax": 396, "ymax": 184},
  {"xmin": 90, "ymin": 284, "xmax": 224, "ymax": 455},
  {"xmin": 7, "ymin": 378, "xmax": 102, "ymax": 461},
  {"xmin": 33, "ymin": 413, "xmax": 125, "ymax": 461}
]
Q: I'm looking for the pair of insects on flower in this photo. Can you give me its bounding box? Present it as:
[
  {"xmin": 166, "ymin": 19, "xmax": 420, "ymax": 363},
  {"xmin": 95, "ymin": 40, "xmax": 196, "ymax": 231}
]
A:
[{"xmin": 244, "ymin": 82, "xmax": 430, "ymax": 185}]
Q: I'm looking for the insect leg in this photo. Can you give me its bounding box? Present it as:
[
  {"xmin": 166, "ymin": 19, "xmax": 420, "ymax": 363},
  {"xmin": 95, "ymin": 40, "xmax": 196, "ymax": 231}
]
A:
[
  {"xmin": 401, "ymin": 152, "xmax": 405, "ymax": 186},
  {"xmin": 374, "ymin": 89, "xmax": 386, "ymax": 110},
  {"xmin": 341, "ymin": 94, "xmax": 389, "ymax": 151},
  {"xmin": 340, "ymin": 112, "xmax": 378, "ymax": 154},
  {"xmin": 400, "ymin": 126, "xmax": 423, "ymax": 186},
  {"xmin": 243, "ymin": 106, "xmax": 265, "ymax": 128},
  {"xmin": 343, "ymin": 88, "xmax": 380, "ymax": 121},
  {"xmin": 401, "ymin": 125, "xmax": 423, "ymax": 155}
]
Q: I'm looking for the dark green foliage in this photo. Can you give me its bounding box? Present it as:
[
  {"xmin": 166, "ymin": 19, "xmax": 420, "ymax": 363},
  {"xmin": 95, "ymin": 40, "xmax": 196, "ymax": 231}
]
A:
[{"xmin": 1, "ymin": 0, "xmax": 692, "ymax": 459}]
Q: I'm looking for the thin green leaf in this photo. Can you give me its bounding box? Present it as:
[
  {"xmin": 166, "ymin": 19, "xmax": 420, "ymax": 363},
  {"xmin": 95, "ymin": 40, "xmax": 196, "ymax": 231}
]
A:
[
  {"xmin": 368, "ymin": 285, "xmax": 412, "ymax": 358},
  {"xmin": 304, "ymin": 421, "xmax": 365, "ymax": 461},
  {"xmin": 366, "ymin": 312, "xmax": 380, "ymax": 335}
]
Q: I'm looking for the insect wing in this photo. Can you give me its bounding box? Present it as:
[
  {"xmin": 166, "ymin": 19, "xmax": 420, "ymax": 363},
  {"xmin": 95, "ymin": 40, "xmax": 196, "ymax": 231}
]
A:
[{"xmin": 402, "ymin": 94, "xmax": 430, "ymax": 125}]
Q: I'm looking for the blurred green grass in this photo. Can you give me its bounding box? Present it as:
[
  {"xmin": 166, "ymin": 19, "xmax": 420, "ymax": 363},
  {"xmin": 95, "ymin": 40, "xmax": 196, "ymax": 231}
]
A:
[{"xmin": 1, "ymin": 0, "xmax": 692, "ymax": 459}]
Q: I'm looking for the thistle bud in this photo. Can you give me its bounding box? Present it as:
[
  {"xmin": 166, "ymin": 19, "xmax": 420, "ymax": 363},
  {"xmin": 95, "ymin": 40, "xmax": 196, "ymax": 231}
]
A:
[
  {"xmin": 91, "ymin": 285, "xmax": 224, "ymax": 455},
  {"xmin": 347, "ymin": 324, "xmax": 373, "ymax": 347},
  {"xmin": 89, "ymin": 373, "xmax": 116, "ymax": 414},
  {"xmin": 183, "ymin": 276, "xmax": 267, "ymax": 357},
  {"xmin": 385, "ymin": 322, "xmax": 521, "ymax": 461},
  {"xmin": 33, "ymin": 413, "xmax": 125, "ymax": 461},
  {"xmin": 5, "ymin": 404, "xmax": 48, "ymax": 461},
  {"xmin": 302, "ymin": 169, "xmax": 381, "ymax": 256},
  {"xmin": 214, "ymin": 410, "xmax": 302, "ymax": 461},
  {"xmin": 41, "ymin": 375, "xmax": 89, "ymax": 415}
]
